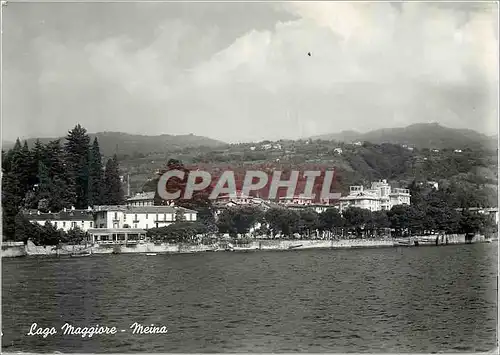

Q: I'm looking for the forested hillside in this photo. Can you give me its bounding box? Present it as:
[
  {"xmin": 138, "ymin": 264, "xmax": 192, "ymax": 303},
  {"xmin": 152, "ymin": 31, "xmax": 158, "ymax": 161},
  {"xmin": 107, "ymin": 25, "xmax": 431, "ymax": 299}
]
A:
[
  {"xmin": 124, "ymin": 139, "xmax": 497, "ymax": 208},
  {"xmin": 311, "ymin": 123, "xmax": 497, "ymax": 150}
]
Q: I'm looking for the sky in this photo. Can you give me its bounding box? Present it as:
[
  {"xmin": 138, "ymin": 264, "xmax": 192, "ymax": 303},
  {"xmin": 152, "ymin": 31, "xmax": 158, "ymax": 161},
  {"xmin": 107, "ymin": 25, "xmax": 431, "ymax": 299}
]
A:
[{"xmin": 2, "ymin": 1, "xmax": 499, "ymax": 143}]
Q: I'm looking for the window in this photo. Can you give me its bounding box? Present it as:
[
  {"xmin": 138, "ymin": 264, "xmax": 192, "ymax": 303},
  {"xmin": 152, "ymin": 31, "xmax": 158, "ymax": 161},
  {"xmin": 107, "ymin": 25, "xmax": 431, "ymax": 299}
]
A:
[
  {"xmin": 146, "ymin": 224, "xmax": 148, "ymax": 229},
  {"xmin": 54, "ymin": 222, "xmax": 58, "ymax": 228},
  {"xmin": 90, "ymin": 222, "xmax": 93, "ymax": 227},
  {"xmin": 146, "ymin": 213, "xmax": 148, "ymax": 219},
  {"xmin": 114, "ymin": 212, "xmax": 118, "ymax": 220},
  {"xmin": 124, "ymin": 214, "xmax": 127, "ymax": 221},
  {"xmin": 135, "ymin": 214, "xmax": 138, "ymax": 221},
  {"xmin": 81, "ymin": 221, "xmax": 85, "ymax": 227},
  {"xmin": 72, "ymin": 222, "xmax": 76, "ymax": 228},
  {"xmin": 134, "ymin": 224, "xmax": 138, "ymax": 228},
  {"xmin": 156, "ymin": 213, "xmax": 159, "ymax": 221},
  {"xmin": 63, "ymin": 222, "xmax": 66, "ymax": 227},
  {"xmin": 163, "ymin": 213, "xmax": 166, "ymax": 221}
]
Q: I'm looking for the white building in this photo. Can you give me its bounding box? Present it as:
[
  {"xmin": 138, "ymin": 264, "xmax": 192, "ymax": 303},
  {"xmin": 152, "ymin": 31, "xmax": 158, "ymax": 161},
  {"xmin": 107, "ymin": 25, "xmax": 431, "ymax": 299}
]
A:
[
  {"xmin": 126, "ymin": 192, "xmax": 155, "ymax": 206},
  {"xmin": 334, "ymin": 147, "xmax": 343, "ymax": 154},
  {"xmin": 427, "ymin": 181, "xmax": 439, "ymax": 190},
  {"xmin": 93, "ymin": 205, "xmax": 198, "ymax": 230},
  {"xmin": 455, "ymin": 207, "xmax": 499, "ymax": 225},
  {"xmin": 277, "ymin": 195, "xmax": 314, "ymax": 206},
  {"xmin": 25, "ymin": 207, "xmax": 95, "ymax": 232},
  {"xmin": 215, "ymin": 190, "xmax": 255, "ymax": 204},
  {"xmin": 339, "ymin": 180, "xmax": 411, "ymax": 212}
]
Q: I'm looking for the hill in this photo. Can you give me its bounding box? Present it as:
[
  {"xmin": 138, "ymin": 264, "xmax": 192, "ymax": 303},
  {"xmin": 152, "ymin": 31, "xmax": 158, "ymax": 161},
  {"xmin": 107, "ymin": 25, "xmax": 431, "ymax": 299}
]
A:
[
  {"xmin": 3, "ymin": 132, "xmax": 226, "ymax": 157},
  {"xmin": 311, "ymin": 123, "xmax": 497, "ymax": 150}
]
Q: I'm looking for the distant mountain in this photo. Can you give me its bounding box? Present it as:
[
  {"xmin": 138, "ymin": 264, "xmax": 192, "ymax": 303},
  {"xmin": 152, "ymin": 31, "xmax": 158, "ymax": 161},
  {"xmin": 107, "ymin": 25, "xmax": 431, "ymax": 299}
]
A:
[
  {"xmin": 311, "ymin": 123, "xmax": 498, "ymax": 150},
  {"xmin": 3, "ymin": 132, "xmax": 226, "ymax": 156}
]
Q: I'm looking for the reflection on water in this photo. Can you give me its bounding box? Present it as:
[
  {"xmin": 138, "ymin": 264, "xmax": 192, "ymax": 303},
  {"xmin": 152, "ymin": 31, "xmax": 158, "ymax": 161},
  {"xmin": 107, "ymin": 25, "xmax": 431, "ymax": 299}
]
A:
[{"xmin": 2, "ymin": 243, "xmax": 498, "ymax": 352}]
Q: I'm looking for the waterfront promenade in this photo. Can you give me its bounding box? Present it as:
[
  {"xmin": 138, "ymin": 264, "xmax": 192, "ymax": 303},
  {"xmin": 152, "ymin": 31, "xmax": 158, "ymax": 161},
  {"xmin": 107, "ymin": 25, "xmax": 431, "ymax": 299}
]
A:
[{"xmin": 1, "ymin": 234, "xmax": 491, "ymax": 257}]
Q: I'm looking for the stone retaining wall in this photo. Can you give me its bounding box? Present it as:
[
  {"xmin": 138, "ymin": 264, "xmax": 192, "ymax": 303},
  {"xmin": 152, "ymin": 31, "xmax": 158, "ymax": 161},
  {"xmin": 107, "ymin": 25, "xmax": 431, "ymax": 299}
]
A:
[{"xmin": 2, "ymin": 233, "xmax": 490, "ymax": 258}]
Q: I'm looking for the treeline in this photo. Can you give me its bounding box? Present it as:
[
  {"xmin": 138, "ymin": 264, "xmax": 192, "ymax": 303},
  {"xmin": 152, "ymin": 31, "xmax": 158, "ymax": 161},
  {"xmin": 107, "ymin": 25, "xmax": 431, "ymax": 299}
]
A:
[
  {"xmin": 216, "ymin": 203, "xmax": 496, "ymax": 240},
  {"xmin": 145, "ymin": 197, "xmax": 496, "ymax": 244},
  {"xmin": 2, "ymin": 124, "xmax": 124, "ymax": 240}
]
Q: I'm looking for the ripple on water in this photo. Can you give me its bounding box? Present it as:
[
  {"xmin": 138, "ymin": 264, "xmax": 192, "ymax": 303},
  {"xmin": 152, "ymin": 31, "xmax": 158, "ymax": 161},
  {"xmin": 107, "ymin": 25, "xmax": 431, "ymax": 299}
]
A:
[{"xmin": 2, "ymin": 243, "xmax": 497, "ymax": 352}]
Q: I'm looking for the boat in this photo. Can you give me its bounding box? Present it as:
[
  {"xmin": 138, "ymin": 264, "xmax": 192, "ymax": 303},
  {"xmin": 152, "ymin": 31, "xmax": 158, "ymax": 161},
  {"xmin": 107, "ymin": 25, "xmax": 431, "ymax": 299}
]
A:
[
  {"xmin": 70, "ymin": 252, "xmax": 91, "ymax": 257},
  {"xmin": 145, "ymin": 253, "xmax": 158, "ymax": 256},
  {"xmin": 288, "ymin": 244, "xmax": 303, "ymax": 250}
]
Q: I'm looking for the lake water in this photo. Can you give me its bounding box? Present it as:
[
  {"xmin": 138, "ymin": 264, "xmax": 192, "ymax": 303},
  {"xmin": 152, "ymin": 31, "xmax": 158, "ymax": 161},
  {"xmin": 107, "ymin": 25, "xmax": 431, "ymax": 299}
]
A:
[{"xmin": 2, "ymin": 243, "xmax": 498, "ymax": 353}]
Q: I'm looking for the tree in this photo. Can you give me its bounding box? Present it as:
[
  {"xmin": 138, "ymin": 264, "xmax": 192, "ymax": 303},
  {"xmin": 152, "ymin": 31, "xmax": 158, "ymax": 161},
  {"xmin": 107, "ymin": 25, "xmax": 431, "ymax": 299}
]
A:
[
  {"xmin": 343, "ymin": 207, "xmax": 371, "ymax": 237},
  {"xmin": 65, "ymin": 226, "xmax": 88, "ymax": 245},
  {"xmin": 319, "ymin": 207, "xmax": 344, "ymax": 238},
  {"xmin": 88, "ymin": 137, "xmax": 104, "ymax": 207},
  {"xmin": 103, "ymin": 154, "xmax": 124, "ymax": 205},
  {"xmin": 298, "ymin": 209, "xmax": 320, "ymax": 238},
  {"xmin": 217, "ymin": 206, "xmax": 263, "ymax": 237},
  {"xmin": 35, "ymin": 161, "xmax": 52, "ymax": 212},
  {"xmin": 40, "ymin": 140, "xmax": 76, "ymax": 211},
  {"xmin": 40, "ymin": 221, "xmax": 64, "ymax": 246},
  {"xmin": 459, "ymin": 210, "xmax": 489, "ymax": 235},
  {"xmin": 29, "ymin": 139, "xmax": 45, "ymax": 186},
  {"xmin": 2, "ymin": 170, "xmax": 24, "ymax": 240},
  {"xmin": 264, "ymin": 207, "xmax": 299, "ymax": 238},
  {"xmin": 147, "ymin": 221, "xmax": 208, "ymax": 243},
  {"xmin": 371, "ymin": 210, "xmax": 390, "ymax": 237},
  {"xmin": 65, "ymin": 124, "xmax": 91, "ymax": 208},
  {"xmin": 388, "ymin": 205, "xmax": 411, "ymax": 237}
]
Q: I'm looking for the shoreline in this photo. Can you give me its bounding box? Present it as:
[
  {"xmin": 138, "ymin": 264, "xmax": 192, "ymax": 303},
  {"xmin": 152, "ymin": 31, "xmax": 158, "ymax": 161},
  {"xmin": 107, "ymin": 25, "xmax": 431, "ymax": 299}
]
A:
[{"xmin": 2, "ymin": 235, "xmax": 493, "ymax": 258}]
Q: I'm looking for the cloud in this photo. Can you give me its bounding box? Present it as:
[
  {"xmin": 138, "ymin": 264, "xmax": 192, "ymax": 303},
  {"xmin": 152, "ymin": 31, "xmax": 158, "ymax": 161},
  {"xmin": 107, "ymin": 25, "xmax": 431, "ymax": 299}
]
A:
[{"xmin": 2, "ymin": 2, "xmax": 498, "ymax": 142}]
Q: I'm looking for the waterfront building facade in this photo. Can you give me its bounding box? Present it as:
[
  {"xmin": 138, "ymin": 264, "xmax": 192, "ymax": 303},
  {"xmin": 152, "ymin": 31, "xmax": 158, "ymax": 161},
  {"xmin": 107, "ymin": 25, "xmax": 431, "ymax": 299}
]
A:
[
  {"xmin": 126, "ymin": 192, "xmax": 155, "ymax": 206},
  {"xmin": 455, "ymin": 207, "xmax": 499, "ymax": 225},
  {"xmin": 277, "ymin": 195, "xmax": 314, "ymax": 206},
  {"xmin": 87, "ymin": 228, "xmax": 147, "ymax": 245},
  {"xmin": 24, "ymin": 207, "xmax": 94, "ymax": 232},
  {"xmin": 339, "ymin": 180, "xmax": 411, "ymax": 212},
  {"xmin": 93, "ymin": 205, "xmax": 198, "ymax": 230}
]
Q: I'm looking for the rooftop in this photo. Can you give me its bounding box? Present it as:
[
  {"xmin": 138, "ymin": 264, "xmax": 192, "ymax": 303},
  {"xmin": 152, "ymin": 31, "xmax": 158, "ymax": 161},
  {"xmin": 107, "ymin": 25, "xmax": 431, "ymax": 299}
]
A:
[
  {"xmin": 24, "ymin": 209, "xmax": 94, "ymax": 221},
  {"xmin": 87, "ymin": 228, "xmax": 146, "ymax": 235},
  {"xmin": 94, "ymin": 205, "xmax": 198, "ymax": 214},
  {"xmin": 126, "ymin": 192, "xmax": 155, "ymax": 202}
]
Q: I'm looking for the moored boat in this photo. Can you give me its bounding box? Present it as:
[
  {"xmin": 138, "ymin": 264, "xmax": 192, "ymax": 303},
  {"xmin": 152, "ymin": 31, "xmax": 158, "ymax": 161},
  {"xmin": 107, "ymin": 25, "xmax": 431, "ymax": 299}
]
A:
[{"xmin": 70, "ymin": 252, "xmax": 91, "ymax": 257}]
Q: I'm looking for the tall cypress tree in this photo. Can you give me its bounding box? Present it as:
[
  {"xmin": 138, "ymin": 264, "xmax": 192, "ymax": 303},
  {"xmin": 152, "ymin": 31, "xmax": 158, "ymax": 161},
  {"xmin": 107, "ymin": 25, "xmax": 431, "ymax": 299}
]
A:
[
  {"xmin": 88, "ymin": 137, "xmax": 104, "ymax": 207},
  {"xmin": 44, "ymin": 140, "xmax": 76, "ymax": 210},
  {"xmin": 2, "ymin": 172, "xmax": 23, "ymax": 240},
  {"xmin": 36, "ymin": 161, "xmax": 53, "ymax": 212},
  {"xmin": 19, "ymin": 141, "xmax": 32, "ymax": 193},
  {"xmin": 103, "ymin": 154, "xmax": 124, "ymax": 205},
  {"xmin": 29, "ymin": 139, "xmax": 45, "ymax": 186},
  {"xmin": 2, "ymin": 139, "xmax": 23, "ymax": 240},
  {"xmin": 6, "ymin": 139, "xmax": 32, "ymax": 208},
  {"xmin": 65, "ymin": 124, "xmax": 90, "ymax": 209}
]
